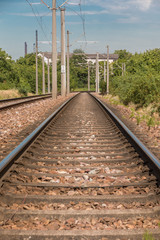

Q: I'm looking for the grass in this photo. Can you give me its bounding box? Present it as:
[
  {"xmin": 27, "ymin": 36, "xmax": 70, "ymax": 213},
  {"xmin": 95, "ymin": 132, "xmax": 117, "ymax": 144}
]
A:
[
  {"xmin": 0, "ymin": 89, "xmax": 33, "ymax": 100},
  {"xmin": 0, "ymin": 89, "xmax": 21, "ymax": 100},
  {"xmin": 143, "ymin": 231, "xmax": 155, "ymax": 240},
  {"xmin": 102, "ymin": 94, "xmax": 160, "ymax": 129},
  {"xmin": 72, "ymin": 88, "xmax": 95, "ymax": 92}
]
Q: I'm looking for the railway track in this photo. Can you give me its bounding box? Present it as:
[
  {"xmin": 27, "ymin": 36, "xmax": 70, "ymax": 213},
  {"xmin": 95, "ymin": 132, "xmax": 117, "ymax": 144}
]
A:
[
  {"xmin": 0, "ymin": 92, "xmax": 160, "ymax": 240},
  {"xmin": 0, "ymin": 94, "xmax": 52, "ymax": 110}
]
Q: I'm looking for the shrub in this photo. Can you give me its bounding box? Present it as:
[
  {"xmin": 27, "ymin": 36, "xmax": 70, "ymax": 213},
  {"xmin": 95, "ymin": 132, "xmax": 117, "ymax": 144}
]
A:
[
  {"xmin": 100, "ymin": 80, "xmax": 107, "ymax": 95},
  {"xmin": 111, "ymin": 73, "xmax": 160, "ymax": 107}
]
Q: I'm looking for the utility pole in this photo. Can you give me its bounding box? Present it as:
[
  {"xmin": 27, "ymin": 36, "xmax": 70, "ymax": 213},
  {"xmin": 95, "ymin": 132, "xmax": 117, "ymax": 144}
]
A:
[
  {"xmin": 107, "ymin": 45, "xmax": 109, "ymax": 94},
  {"xmin": 52, "ymin": 0, "xmax": 57, "ymax": 99},
  {"xmin": 61, "ymin": 8, "xmax": 66, "ymax": 97},
  {"xmin": 96, "ymin": 52, "xmax": 99, "ymax": 93},
  {"xmin": 24, "ymin": 42, "xmax": 27, "ymax": 56},
  {"xmin": 48, "ymin": 57, "xmax": 50, "ymax": 93},
  {"xmin": 88, "ymin": 61, "xmax": 90, "ymax": 91},
  {"xmin": 67, "ymin": 30, "xmax": 70, "ymax": 95},
  {"xmin": 42, "ymin": 52, "xmax": 45, "ymax": 94},
  {"xmin": 36, "ymin": 30, "xmax": 38, "ymax": 95},
  {"xmin": 104, "ymin": 60, "xmax": 106, "ymax": 82}
]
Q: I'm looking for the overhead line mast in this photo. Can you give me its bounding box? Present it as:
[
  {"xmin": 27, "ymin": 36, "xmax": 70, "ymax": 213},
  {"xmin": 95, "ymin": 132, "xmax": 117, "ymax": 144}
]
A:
[
  {"xmin": 36, "ymin": 30, "xmax": 38, "ymax": 95},
  {"xmin": 40, "ymin": 0, "xmax": 69, "ymax": 99},
  {"xmin": 52, "ymin": 0, "xmax": 57, "ymax": 99}
]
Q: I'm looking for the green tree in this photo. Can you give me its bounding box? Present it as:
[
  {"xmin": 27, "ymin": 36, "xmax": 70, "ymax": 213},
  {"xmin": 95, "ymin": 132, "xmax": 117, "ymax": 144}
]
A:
[
  {"xmin": 111, "ymin": 48, "xmax": 160, "ymax": 107},
  {"xmin": 16, "ymin": 53, "xmax": 44, "ymax": 94},
  {"xmin": 70, "ymin": 49, "xmax": 88, "ymax": 90},
  {"xmin": 0, "ymin": 48, "xmax": 19, "ymax": 89}
]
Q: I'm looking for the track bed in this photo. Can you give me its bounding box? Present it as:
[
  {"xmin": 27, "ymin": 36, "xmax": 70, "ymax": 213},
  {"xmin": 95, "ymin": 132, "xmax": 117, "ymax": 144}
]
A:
[{"xmin": 0, "ymin": 93, "xmax": 159, "ymax": 240}]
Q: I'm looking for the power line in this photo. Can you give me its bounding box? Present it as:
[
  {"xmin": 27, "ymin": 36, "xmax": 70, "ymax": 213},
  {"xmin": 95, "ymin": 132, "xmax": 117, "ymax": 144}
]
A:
[
  {"xmin": 65, "ymin": 1, "xmax": 87, "ymax": 49},
  {"xmin": 41, "ymin": 0, "xmax": 69, "ymax": 10},
  {"xmin": 41, "ymin": 0, "xmax": 52, "ymax": 10},
  {"xmin": 26, "ymin": 0, "xmax": 52, "ymax": 47},
  {"xmin": 79, "ymin": 0, "xmax": 87, "ymax": 49}
]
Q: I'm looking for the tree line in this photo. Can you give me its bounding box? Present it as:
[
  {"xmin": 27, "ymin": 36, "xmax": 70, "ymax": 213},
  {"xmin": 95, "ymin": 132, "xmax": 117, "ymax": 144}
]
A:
[
  {"xmin": 0, "ymin": 47, "xmax": 160, "ymax": 113},
  {"xmin": 110, "ymin": 49, "xmax": 160, "ymax": 111},
  {"xmin": 0, "ymin": 48, "xmax": 95, "ymax": 95}
]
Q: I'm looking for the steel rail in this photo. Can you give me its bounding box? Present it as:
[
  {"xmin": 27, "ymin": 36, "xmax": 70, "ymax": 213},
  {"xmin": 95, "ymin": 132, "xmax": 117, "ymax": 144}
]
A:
[
  {"xmin": 0, "ymin": 94, "xmax": 52, "ymax": 111},
  {"xmin": 0, "ymin": 93, "xmax": 79, "ymax": 177},
  {"xmin": 0, "ymin": 93, "xmax": 51, "ymax": 103},
  {"xmin": 90, "ymin": 94, "xmax": 160, "ymax": 174}
]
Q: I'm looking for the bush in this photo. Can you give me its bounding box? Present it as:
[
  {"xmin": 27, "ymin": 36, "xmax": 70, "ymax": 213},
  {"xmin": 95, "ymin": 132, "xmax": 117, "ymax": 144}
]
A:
[
  {"xmin": 18, "ymin": 87, "xmax": 28, "ymax": 96},
  {"xmin": 100, "ymin": 80, "xmax": 106, "ymax": 95},
  {"xmin": 111, "ymin": 73, "xmax": 160, "ymax": 107}
]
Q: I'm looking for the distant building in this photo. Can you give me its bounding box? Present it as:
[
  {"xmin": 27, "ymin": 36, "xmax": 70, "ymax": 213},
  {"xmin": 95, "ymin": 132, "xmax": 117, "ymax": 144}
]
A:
[
  {"xmin": 38, "ymin": 52, "xmax": 119, "ymax": 65},
  {"xmin": 86, "ymin": 53, "xmax": 119, "ymax": 64}
]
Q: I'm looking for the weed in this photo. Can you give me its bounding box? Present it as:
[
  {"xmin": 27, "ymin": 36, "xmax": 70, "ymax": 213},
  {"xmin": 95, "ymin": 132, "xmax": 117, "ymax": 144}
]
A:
[
  {"xmin": 136, "ymin": 114, "xmax": 141, "ymax": 125},
  {"xmin": 129, "ymin": 108, "xmax": 135, "ymax": 118},
  {"xmin": 147, "ymin": 117, "xmax": 155, "ymax": 130},
  {"xmin": 142, "ymin": 230, "xmax": 155, "ymax": 240},
  {"xmin": 0, "ymin": 89, "xmax": 21, "ymax": 99}
]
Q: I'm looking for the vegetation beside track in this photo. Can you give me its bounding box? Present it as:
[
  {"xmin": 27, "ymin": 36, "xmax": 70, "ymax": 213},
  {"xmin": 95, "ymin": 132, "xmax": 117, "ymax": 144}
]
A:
[
  {"xmin": 0, "ymin": 89, "xmax": 22, "ymax": 100},
  {"xmin": 102, "ymin": 94, "xmax": 160, "ymax": 131},
  {"xmin": 0, "ymin": 48, "xmax": 95, "ymax": 95},
  {"xmin": 110, "ymin": 49, "xmax": 160, "ymax": 112},
  {"xmin": 0, "ymin": 47, "xmax": 160, "ymax": 113}
]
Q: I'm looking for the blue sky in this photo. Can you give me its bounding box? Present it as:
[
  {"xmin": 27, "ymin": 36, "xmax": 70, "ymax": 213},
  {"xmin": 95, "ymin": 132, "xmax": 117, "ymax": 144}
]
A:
[{"xmin": 0, "ymin": 0, "xmax": 160, "ymax": 60}]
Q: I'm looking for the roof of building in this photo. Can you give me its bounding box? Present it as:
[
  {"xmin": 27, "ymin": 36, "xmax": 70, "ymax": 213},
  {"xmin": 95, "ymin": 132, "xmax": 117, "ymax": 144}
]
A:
[{"xmin": 41, "ymin": 52, "xmax": 119, "ymax": 60}]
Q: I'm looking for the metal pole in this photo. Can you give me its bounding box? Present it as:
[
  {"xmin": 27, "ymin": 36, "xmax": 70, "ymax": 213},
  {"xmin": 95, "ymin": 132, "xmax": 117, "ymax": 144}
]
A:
[
  {"xmin": 88, "ymin": 61, "xmax": 90, "ymax": 91},
  {"xmin": 36, "ymin": 30, "xmax": 38, "ymax": 95},
  {"xmin": 52, "ymin": 0, "xmax": 57, "ymax": 99},
  {"xmin": 96, "ymin": 52, "xmax": 99, "ymax": 93},
  {"xmin": 97, "ymin": 54, "xmax": 99, "ymax": 93},
  {"xmin": 67, "ymin": 30, "xmax": 70, "ymax": 95},
  {"xmin": 48, "ymin": 57, "xmax": 50, "ymax": 93},
  {"xmin": 42, "ymin": 52, "xmax": 45, "ymax": 94},
  {"xmin": 104, "ymin": 60, "xmax": 106, "ymax": 82},
  {"xmin": 107, "ymin": 45, "xmax": 109, "ymax": 94},
  {"xmin": 61, "ymin": 8, "xmax": 66, "ymax": 97}
]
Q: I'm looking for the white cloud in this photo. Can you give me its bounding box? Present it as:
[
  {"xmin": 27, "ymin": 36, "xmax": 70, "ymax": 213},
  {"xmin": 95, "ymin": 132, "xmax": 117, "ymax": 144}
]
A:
[
  {"xmin": 8, "ymin": 0, "xmax": 154, "ymax": 18},
  {"xmin": 83, "ymin": 0, "xmax": 153, "ymax": 12},
  {"xmin": 9, "ymin": 9, "xmax": 109, "ymax": 17},
  {"xmin": 8, "ymin": 12, "xmax": 49, "ymax": 17},
  {"xmin": 117, "ymin": 16, "xmax": 139, "ymax": 23},
  {"xmin": 30, "ymin": 2, "xmax": 42, "ymax": 5},
  {"xmin": 135, "ymin": 0, "xmax": 153, "ymax": 11}
]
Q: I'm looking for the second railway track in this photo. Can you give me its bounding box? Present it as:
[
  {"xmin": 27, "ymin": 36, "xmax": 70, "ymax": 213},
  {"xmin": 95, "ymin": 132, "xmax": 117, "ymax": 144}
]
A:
[
  {"xmin": 0, "ymin": 92, "xmax": 160, "ymax": 240},
  {"xmin": 0, "ymin": 94, "xmax": 52, "ymax": 111}
]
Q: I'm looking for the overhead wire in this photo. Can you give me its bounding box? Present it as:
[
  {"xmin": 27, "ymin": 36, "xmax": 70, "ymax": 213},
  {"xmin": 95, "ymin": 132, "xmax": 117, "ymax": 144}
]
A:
[
  {"xmin": 26, "ymin": 0, "xmax": 52, "ymax": 47},
  {"xmin": 40, "ymin": 0, "xmax": 69, "ymax": 10},
  {"xmin": 27, "ymin": 0, "xmax": 87, "ymax": 51},
  {"xmin": 65, "ymin": 1, "xmax": 87, "ymax": 49},
  {"xmin": 79, "ymin": 0, "xmax": 87, "ymax": 49},
  {"xmin": 57, "ymin": 0, "xmax": 69, "ymax": 9},
  {"xmin": 40, "ymin": 0, "xmax": 52, "ymax": 10}
]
